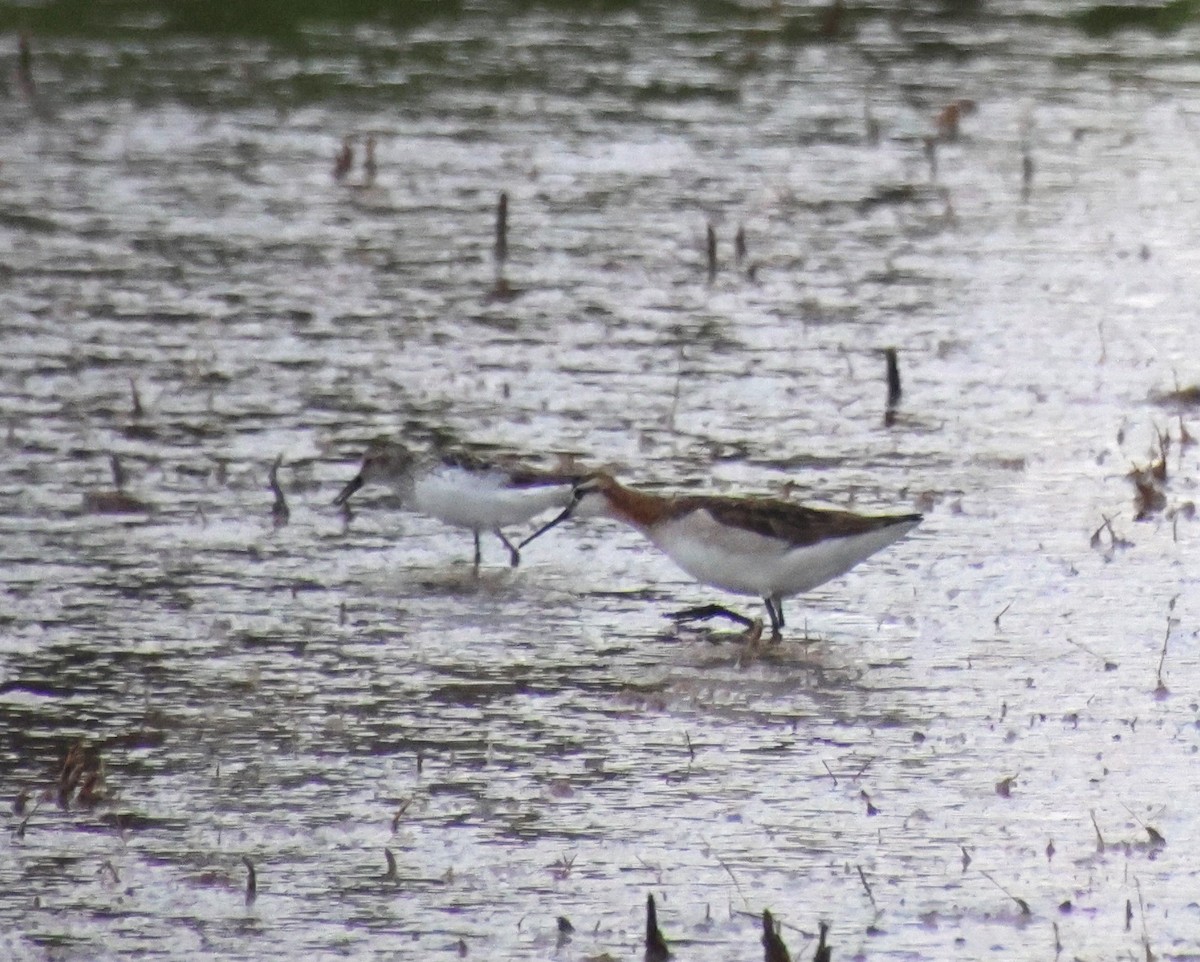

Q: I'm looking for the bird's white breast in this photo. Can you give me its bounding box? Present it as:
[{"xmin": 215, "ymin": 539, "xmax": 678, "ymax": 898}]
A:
[
  {"xmin": 650, "ymin": 509, "xmax": 919, "ymax": 599},
  {"xmin": 409, "ymin": 467, "xmax": 573, "ymax": 530}
]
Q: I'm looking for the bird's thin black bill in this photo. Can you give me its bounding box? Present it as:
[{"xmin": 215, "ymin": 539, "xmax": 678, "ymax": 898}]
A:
[
  {"xmin": 332, "ymin": 474, "xmax": 364, "ymax": 506},
  {"xmin": 518, "ymin": 504, "xmax": 574, "ymax": 548}
]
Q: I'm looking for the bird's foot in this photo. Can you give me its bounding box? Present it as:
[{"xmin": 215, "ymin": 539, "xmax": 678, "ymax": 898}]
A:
[{"xmin": 667, "ymin": 604, "xmax": 755, "ymax": 629}]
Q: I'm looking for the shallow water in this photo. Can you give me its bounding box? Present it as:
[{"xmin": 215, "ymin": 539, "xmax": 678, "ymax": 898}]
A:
[{"xmin": 2, "ymin": 2, "xmax": 1200, "ymax": 959}]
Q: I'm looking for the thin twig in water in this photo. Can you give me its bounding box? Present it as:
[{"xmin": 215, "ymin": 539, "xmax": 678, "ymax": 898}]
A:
[
  {"xmin": 1090, "ymin": 810, "xmax": 1105, "ymax": 852},
  {"xmin": 494, "ymin": 191, "xmax": 508, "ymax": 265},
  {"xmin": 979, "ymin": 869, "xmax": 1030, "ymax": 915},
  {"xmin": 1119, "ymin": 801, "xmax": 1166, "ymax": 847},
  {"xmin": 634, "ymin": 853, "xmax": 663, "ymax": 885},
  {"xmin": 1063, "ymin": 636, "xmax": 1118, "ymax": 671},
  {"xmin": 1135, "ymin": 877, "xmax": 1154, "ymax": 960},
  {"xmin": 243, "ymin": 856, "xmax": 257, "ymax": 906},
  {"xmin": 269, "ymin": 455, "xmax": 289, "ymax": 528},
  {"xmin": 1155, "ymin": 610, "xmax": 1176, "ymax": 695},
  {"xmin": 884, "ymin": 346, "xmax": 902, "ymax": 415},
  {"xmin": 704, "ymin": 839, "xmax": 747, "ymax": 906},
  {"xmin": 856, "ymin": 864, "xmax": 877, "ymax": 911},
  {"xmin": 391, "ymin": 797, "xmax": 411, "ymax": 832}
]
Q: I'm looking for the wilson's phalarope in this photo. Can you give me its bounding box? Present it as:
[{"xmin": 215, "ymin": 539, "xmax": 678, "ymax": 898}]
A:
[
  {"xmin": 333, "ymin": 438, "xmax": 585, "ymax": 569},
  {"xmin": 522, "ymin": 472, "xmax": 922, "ymax": 638}
]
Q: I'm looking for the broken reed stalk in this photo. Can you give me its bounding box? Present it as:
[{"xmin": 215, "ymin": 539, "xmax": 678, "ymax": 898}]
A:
[
  {"xmin": 391, "ymin": 797, "xmax": 412, "ymax": 832},
  {"xmin": 1135, "ymin": 877, "xmax": 1154, "ymax": 960},
  {"xmin": 1155, "ymin": 613, "xmax": 1173, "ymax": 695},
  {"xmin": 814, "ymin": 921, "xmax": 831, "ymax": 962},
  {"xmin": 269, "ymin": 454, "xmax": 289, "ymax": 528},
  {"xmin": 645, "ymin": 893, "xmax": 670, "ymax": 962},
  {"xmin": 556, "ymin": 915, "xmax": 574, "ymax": 950},
  {"xmin": 110, "ymin": 454, "xmax": 127, "ymax": 491},
  {"xmin": 494, "ymin": 191, "xmax": 508, "ymax": 265},
  {"xmin": 885, "ymin": 347, "xmax": 902, "ymax": 408},
  {"xmin": 883, "ymin": 347, "xmax": 902, "ymax": 426},
  {"xmin": 243, "ymin": 856, "xmax": 257, "ymax": 906},
  {"xmin": 979, "ymin": 869, "xmax": 1030, "ymax": 915},
  {"xmin": 333, "ymin": 137, "xmax": 353, "ymax": 182},
  {"xmin": 761, "ymin": 909, "xmax": 792, "ymax": 962},
  {"xmin": 705, "ymin": 840, "xmax": 747, "ymax": 904},
  {"xmin": 856, "ymin": 864, "xmax": 877, "ymax": 910},
  {"xmin": 1090, "ymin": 810, "xmax": 1106, "ymax": 852}
]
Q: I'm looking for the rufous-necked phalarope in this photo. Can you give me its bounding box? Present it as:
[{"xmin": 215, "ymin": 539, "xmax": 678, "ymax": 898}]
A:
[
  {"xmin": 522, "ymin": 472, "xmax": 922, "ymax": 638},
  {"xmin": 333, "ymin": 438, "xmax": 586, "ymax": 570}
]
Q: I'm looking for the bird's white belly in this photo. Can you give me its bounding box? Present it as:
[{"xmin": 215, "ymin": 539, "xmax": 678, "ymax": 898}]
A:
[
  {"xmin": 651, "ymin": 513, "xmax": 919, "ymax": 599},
  {"xmin": 409, "ymin": 470, "xmax": 572, "ymax": 530}
]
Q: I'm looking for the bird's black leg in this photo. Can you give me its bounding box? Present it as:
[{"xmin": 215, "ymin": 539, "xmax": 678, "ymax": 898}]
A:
[
  {"xmin": 763, "ymin": 598, "xmax": 784, "ymax": 640},
  {"xmin": 494, "ymin": 529, "xmax": 520, "ymax": 568},
  {"xmin": 472, "ymin": 530, "xmax": 482, "ymax": 571},
  {"xmin": 668, "ymin": 604, "xmax": 755, "ymax": 629}
]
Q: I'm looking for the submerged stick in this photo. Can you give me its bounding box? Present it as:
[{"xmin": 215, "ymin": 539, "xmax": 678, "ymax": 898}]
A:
[
  {"xmin": 1155, "ymin": 610, "xmax": 1175, "ymax": 696},
  {"xmin": 110, "ymin": 454, "xmax": 127, "ymax": 492},
  {"xmin": 761, "ymin": 909, "xmax": 792, "ymax": 962},
  {"xmin": 883, "ymin": 347, "xmax": 902, "ymax": 426},
  {"xmin": 494, "ymin": 191, "xmax": 508, "ymax": 265},
  {"xmin": 885, "ymin": 347, "xmax": 902, "ymax": 407},
  {"xmin": 243, "ymin": 856, "xmax": 257, "ymax": 906},
  {"xmin": 333, "ymin": 136, "xmax": 353, "ymax": 182},
  {"xmin": 856, "ymin": 864, "xmax": 877, "ymax": 911},
  {"xmin": 814, "ymin": 921, "xmax": 832, "ymax": 962},
  {"xmin": 556, "ymin": 915, "xmax": 574, "ymax": 950},
  {"xmin": 645, "ymin": 893, "xmax": 670, "ymax": 962},
  {"xmin": 269, "ymin": 455, "xmax": 289, "ymax": 528},
  {"xmin": 980, "ymin": 869, "xmax": 1030, "ymax": 916}
]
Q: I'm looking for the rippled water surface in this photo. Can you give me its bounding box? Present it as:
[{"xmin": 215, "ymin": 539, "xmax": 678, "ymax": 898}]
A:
[{"xmin": 3, "ymin": 2, "xmax": 1200, "ymax": 959}]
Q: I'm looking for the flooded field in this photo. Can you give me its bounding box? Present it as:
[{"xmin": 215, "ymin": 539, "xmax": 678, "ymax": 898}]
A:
[{"xmin": 2, "ymin": 1, "xmax": 1200, "ymax": 958}]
